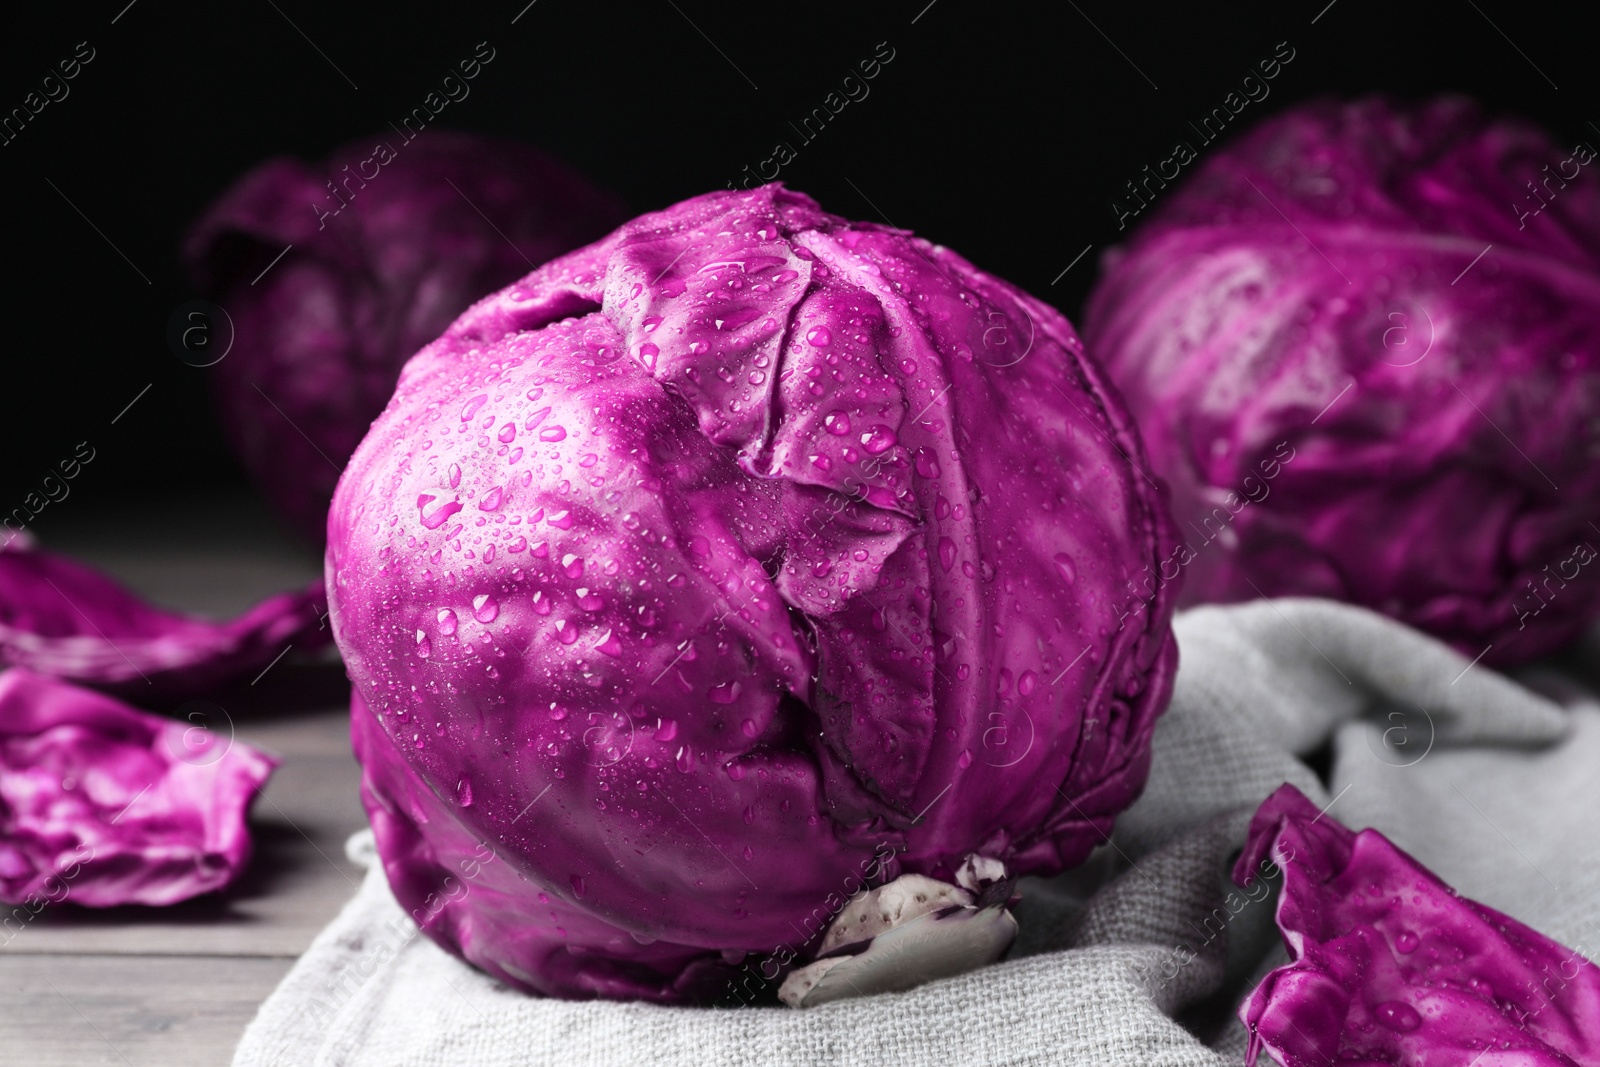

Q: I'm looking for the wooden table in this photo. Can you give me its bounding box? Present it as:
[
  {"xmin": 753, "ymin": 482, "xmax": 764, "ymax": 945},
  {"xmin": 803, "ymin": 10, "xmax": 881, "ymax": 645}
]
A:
[{"xmin": 0, "ymin": 494, "xmax": 369, "ymax": 1065}]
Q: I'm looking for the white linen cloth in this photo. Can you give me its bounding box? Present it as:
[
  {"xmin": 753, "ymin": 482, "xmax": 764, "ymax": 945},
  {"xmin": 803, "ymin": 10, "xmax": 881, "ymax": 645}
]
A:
[{"xmin": 233, "ymin": 599, "xmax": 1600, "ymax": 1066}]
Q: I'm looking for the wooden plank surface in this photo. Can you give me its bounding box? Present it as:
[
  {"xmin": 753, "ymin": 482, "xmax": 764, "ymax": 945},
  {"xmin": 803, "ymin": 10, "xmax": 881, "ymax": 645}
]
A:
[
  {"xmin": 0, "ymin": 955, "xmax": 292, "ymax": 1067},
  {"xmin": 3, "ymin": 493, "xmax": 368, "ymax": 1065}
]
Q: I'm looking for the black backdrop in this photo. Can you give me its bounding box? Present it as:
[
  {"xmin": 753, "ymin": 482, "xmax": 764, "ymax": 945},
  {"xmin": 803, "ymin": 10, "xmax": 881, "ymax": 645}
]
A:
[{"xmin": 3, "ymin": 0, "xmax": 1594, "ymax": 537}]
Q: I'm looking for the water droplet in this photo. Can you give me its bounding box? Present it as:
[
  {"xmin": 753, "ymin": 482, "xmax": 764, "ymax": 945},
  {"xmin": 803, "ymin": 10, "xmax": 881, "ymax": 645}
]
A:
[
  {"xmin": 687, "ymin": 536, "xmax": 711, "ymax": 560},
  {"xmin": 812, "ymin": 559, "xmax": 832, "ymax": 578},
  {"xmin": 1395, "ymin": 931, "xmax": 1419, "ymax": 954},
  {"xmin": 525, "ymin": 406, "xmax": 552, "ymax": 431},
  {"xmin": 938, "ymin": 536, "xmax": 957, "ymax": 573},
  {"xmin": 478, "ymin": 486, "xmax": 505, "ymax": 512},
  {"xmin": 508, "ymin": 536, "xmax": 527, "ymax": 553},
  {"xmin": 448, "ymin": 464, "xmax": 462, "ymax": 489},
  {"xmin": 530, "ymin": 590, "xmax": 551, "ymax": 614},
  {"xmin": 594, "ymin": 628, "xmax": 623, "ymax": 657},
  {"xmin": 576, "ymin": 588, "xmax": 605, "ymax": 611},
  {"xmin": 637, "ymin": 342, "xmax": 659, "ymax": 371},
  {"xmin": 642, "ymin": 315, "xmax": 662, "ymax": 333},
  {"xmin": 570, "ymin": 874, "xmax": 586, "ymax": 899},
  {"xmin": 743, "ymin": 845, "xmax": 755, "ymax": 861},
  {"xmin": 1053, "ymin": 553, "xmax": 1077, "ymax": 584},
  {"xmin": 461, "ymin": 395, "xmax": 488, "ymax": 421},
  {"xmin": 437, "ymin": 608, "xmax": 458, "ymax": 635},
  {"xmin": 472, "ymin": 594, "xmax": 500, "ymax": 623},
  {"xmin": 415, "ymin": 631, "xmax": 431, "ymax": 658},
  {"xmin": 740, "ymin": 718, "xmax": 758, "ymax": 738},
  {"xmin": 554, "ymin": 619, "xmax": 579, "ymax": 644},
  {"xmin": 709, "ymin": 681, "xmax": 741, "ymax": 704},
  {"xmin": 657, "ymin": 718, "xmax": 679, "ymax": 741},
  {"xmin": 675, "ymin": 745, "xmax": 693, "ymax": 773},
  {"xmin": 546, "ymin": 509, "xmax": 575, "ymax": 530},
  {"xmin": 498, "ymin": 423, "xmax": 517, "ymax": 444},
  {"xmin": 861, "ymin": 426, "xmax": 896, "ymax": 454},
  {"xmin": 548, "ymin": 703, "xmax": 568, "ymax": 721},
  {"xmin": 915, "ymin": 449, "xmax": 941, "ymax": 478},
  {"xmin": 540, "ymin": 425, "xmax": 568, "ymax": 442},
  {"xmin": 417, "ymin": 491, "xmax": 464, "ymax": 530},
  {"xmin": 806, "ymin": 326, "xmax": 832, "ymax": 347},
  {"xmin": 823, "ymin": 410, "xmax": 851, "ymax": 436},
  {"xmin": 1018, "ymin": 670, "xmax": 1037, "ymax": 696},
  {"xmin": 957, "ymin": 749, "xmax": 973, "ymax": 769},
  {"xmin": 563, "ymin": 554, "xmax": 585, "ymax": 579},
  {"xmin": 455, "ymin": 777, "xmax": 474, "ymax": 807},
  {"xmin": 1373, "ymin": 1002, "xmax": 1421, "ymax": 1033}
]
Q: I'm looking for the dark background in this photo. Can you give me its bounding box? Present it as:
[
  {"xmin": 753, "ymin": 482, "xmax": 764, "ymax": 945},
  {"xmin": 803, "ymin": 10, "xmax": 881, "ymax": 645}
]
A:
[{"xmin": 2, "ymin": 0, "xmax": 1594, "ymax": 542}]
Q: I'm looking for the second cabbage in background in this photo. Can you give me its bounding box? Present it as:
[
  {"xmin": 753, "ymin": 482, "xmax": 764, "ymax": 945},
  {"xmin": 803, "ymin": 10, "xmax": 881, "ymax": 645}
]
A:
[
  {"xmin": 1085, "ymin": 96, "xmax": 1600, "ymax": 664},
  {"xmin": 184, "ymin": 130, "xmax": 627, "ymax": 547}
]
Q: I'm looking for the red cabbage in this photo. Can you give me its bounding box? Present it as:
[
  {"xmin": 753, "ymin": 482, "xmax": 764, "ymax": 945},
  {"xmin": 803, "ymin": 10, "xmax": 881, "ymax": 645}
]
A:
[
  {"xmin": 328, "ymin": 183, "xmax": 1179, "ymax": 1001},
  {"xmin": 1085, "ymin": 96, "xmax": 1600, "ymax": 664}
]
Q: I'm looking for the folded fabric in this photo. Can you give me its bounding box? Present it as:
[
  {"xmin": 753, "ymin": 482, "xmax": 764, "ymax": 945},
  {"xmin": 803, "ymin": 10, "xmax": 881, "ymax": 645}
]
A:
[
  {"xmin": 0, "ymin": 669, "xmax": 277, "ymax": 909},
  {"xmin": 0, "ymin": 534, "xmax": 329, "ymax": 697},
  {"xmin": 232, "ymin": 599, "xmax": 1599, "ymax": 1066}
]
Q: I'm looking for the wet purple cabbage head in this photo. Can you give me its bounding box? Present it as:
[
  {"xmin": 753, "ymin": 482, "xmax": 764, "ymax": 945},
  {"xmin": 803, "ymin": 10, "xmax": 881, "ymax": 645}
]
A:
[
  {"xmin": 1238, "ymin": 784, "xmax": 1600, "ymax": 1066},
  {"xmin": 327, "ymin": 184, "xmax": 1179, "ymax": 1001},
  {"xmin": 1085, "ymin": 96, "xmax": 1600, "ymax": 664},
  {"xmin": 185, "ymin": 129, "xmax": 627, "ymax": 546},
  {"xmin": 0, "ymin": 669, "xmax": 275, "ymax": 909}
]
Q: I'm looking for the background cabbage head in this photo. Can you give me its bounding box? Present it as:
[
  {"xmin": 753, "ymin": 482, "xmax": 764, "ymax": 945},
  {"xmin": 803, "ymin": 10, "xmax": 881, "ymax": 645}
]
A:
[
  {"xmin": 185, "ymin": 130, "xmax": 626, "ymax": 546},
  {"xmin": 1085, "ymin": 96, "xmax": 1600, "ymax": 664},
  {"xmin": 328, "ymin": 184, "xmax": 1178, "ymax": 1002}
]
